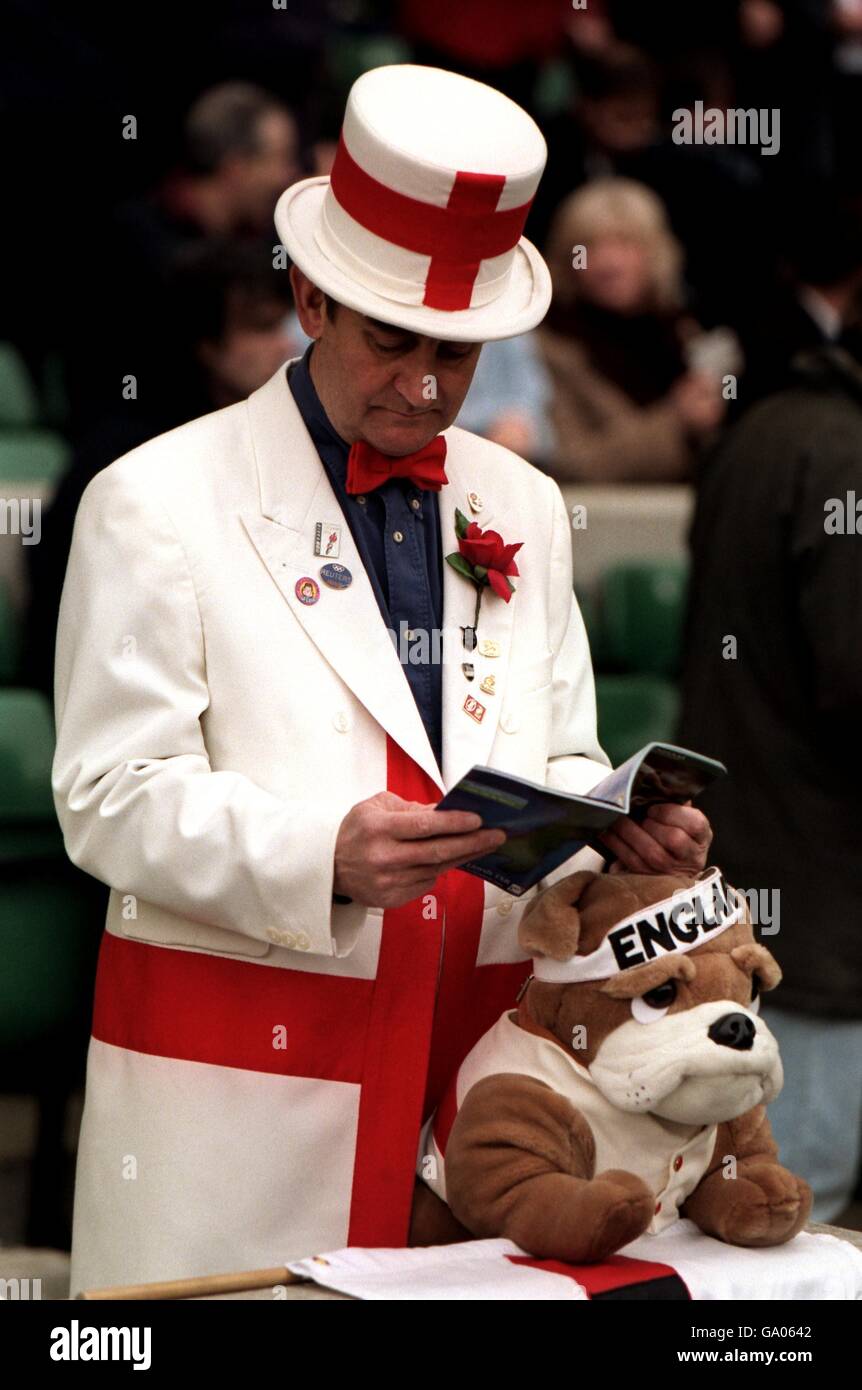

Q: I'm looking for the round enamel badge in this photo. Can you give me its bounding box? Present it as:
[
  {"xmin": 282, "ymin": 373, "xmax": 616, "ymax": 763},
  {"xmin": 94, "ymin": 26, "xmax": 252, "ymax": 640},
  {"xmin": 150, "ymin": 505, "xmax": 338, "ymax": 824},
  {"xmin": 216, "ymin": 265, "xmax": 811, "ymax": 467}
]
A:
[
  {"xmin": 320, "ymin": 563, "xmax": 353, "ymax": 589},
  {"xmin": 295, "ymin": 576, "xmax": 320, "ymax": 605}
]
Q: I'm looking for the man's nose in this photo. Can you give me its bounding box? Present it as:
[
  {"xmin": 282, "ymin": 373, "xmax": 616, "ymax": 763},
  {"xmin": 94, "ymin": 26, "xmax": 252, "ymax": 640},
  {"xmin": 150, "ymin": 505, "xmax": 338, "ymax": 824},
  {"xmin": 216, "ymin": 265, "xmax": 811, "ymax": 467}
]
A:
[{"xmin": 391, "ymin": 360, "xmax": 438, "ymax": 409}]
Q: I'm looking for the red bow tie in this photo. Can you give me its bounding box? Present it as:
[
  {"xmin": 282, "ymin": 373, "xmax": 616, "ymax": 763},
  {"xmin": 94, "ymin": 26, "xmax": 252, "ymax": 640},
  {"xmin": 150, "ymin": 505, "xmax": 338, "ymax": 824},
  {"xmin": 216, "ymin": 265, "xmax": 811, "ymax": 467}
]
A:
[{"xmin": 346, "ymin": 436, "xmax": 448, "ymax": 495}]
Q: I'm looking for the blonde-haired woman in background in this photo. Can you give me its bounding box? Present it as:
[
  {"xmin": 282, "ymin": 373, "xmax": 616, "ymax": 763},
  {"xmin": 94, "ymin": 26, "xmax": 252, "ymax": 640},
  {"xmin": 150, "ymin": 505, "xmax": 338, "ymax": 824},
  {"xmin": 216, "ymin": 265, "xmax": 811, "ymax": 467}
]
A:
[{"xmin": 538, "ymin": 177, "xmax": 735, "ymax": 483}]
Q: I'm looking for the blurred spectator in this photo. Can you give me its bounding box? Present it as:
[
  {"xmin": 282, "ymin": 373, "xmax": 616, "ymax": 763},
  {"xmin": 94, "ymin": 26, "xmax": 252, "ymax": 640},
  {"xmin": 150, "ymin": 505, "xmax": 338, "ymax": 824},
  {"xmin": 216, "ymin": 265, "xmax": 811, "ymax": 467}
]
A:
[
  {"xmin": 397, "ymin": 0, "xmax": 567, "ymax": 109},
  {"xmin": 676, "ymin": 299, "xmax": 862, "ymax": 1222},
  {"xmin": 20, "ymin": 240, "xmax": 296, "ymax": 698},
  {"xmin": 536, "ymin": 178, "xmax": 728, "ymax": 482},
  {"xmin": 736, "ymin": 192, "xmax": 862, "ymax": 411},
  {"xmin": 528, "ymin": 41, "xmax": 771, "ymax": 333},
  {"xmin": 68, "ymin": 83, "xmax": 301, "ymax": 437}
]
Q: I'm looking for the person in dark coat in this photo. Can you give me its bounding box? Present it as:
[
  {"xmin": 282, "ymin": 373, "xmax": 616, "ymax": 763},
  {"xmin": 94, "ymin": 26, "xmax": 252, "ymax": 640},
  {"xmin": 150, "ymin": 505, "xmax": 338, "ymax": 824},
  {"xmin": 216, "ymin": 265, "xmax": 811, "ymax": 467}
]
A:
[{"xmin": 676, "ymin": 320, "xmax": 862, "ymax": 1223}]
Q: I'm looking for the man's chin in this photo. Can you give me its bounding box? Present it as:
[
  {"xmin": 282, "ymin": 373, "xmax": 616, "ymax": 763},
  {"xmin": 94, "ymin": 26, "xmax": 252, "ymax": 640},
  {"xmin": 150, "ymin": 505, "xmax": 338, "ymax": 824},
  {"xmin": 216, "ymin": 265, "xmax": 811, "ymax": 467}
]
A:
[{"xmin": 363, "ymin": 409, "xmax": 443, "ymax": 456}]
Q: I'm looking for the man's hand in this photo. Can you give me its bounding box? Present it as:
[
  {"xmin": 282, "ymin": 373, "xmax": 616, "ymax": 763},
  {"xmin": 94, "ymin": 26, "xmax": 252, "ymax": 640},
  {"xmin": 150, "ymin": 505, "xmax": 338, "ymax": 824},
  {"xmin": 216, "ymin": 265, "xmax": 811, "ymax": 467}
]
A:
[
  {"xmin": 333, "ymin": 791, "xmax": 507, "ymax": 908},
  {"xmin": 598, "ymin": 801, "xmax": 713, "ymax": 876}
]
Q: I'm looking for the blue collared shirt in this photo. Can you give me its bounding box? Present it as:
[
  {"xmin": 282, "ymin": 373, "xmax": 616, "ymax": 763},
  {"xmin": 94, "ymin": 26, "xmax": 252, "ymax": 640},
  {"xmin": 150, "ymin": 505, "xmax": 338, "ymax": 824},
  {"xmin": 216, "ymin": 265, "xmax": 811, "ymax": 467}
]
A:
[{"xmin": 287, "ymin": 343, "xmax": 444, "ymax": 770}]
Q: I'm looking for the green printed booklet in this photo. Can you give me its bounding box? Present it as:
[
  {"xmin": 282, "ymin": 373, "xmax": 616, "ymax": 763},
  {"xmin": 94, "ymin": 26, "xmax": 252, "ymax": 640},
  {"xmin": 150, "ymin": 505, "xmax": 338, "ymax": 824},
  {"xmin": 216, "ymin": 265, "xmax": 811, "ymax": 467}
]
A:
[{"xmin": 436, "ymin": 742, "xmax": 727, "ymax": 896}]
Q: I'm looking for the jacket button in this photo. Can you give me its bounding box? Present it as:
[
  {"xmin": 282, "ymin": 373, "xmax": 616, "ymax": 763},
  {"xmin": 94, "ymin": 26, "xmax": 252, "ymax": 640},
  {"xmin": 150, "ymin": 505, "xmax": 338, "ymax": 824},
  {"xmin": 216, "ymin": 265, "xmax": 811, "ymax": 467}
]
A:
[
  {"xmin": 497, "ymin": 899, "xmax": 513, "ymax": 916},
  {"xmin": 333, "ymin": 711, "xmax": 350, "ymax": 732},
  {"xmin": 295, "ymin": 931, "xmax": 311, "ymax": 951},
  {"xmin": 673, "ymin": 1155, "xmax": 683, "ymax": 1171},
  {"xmin": 500, "ymin": 710, "xmax": 519, "ymax": 734},
  {"xmin": 266, "ymin": 927, "xmax": 282, "ymax": 944},
  {"xmin": 282, "ymin": 931, "xmax": 297, "ymax": 949}
]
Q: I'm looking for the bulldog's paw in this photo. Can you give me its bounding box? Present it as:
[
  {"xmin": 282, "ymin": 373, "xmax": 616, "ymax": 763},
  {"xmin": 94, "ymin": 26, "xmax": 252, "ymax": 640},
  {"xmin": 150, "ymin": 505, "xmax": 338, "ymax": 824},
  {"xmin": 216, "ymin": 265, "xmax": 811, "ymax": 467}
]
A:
[
  {"xmin": 714, "ymin": 1163, "xmax": 813, "ymax": 1247},
  {"xmin": 578, "ymin": 1168, "xmax": 656, "ymax": 1261}
]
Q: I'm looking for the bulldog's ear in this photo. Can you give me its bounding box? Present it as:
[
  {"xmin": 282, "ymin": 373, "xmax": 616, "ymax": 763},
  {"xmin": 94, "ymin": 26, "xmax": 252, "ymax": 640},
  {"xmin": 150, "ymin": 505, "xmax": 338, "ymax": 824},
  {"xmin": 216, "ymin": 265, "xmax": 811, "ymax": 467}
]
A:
[{"xmin": 518, "ymin": 870, "xmax": 598, "ymax": 962}]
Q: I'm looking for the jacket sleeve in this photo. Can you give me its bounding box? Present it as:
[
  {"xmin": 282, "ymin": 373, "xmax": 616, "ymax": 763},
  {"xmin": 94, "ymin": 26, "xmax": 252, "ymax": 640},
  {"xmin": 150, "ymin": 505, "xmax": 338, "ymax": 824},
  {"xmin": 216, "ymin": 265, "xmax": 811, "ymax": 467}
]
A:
[
  {"xmin": 792, "ymin": 441, "xmax": 862, "ymax": 736},
  {"xmin": 542, "ymin": 471, "xmax": 611, "ymax": 790},
  {"xmin": 538, "ymin": 331, "xmax": 692, "ymax": 483},
  {"xmin": 51, "ymin": 463, "xmax": 367, "ymax": 957}
]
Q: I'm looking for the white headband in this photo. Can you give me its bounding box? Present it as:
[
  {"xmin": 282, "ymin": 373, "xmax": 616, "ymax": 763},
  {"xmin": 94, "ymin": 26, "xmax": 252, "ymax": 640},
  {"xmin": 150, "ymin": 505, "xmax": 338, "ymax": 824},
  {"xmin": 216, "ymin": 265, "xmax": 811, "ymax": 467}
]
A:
[{"xmin": 533, "ymin": 868, "xmax": 745, "ymax": 984}]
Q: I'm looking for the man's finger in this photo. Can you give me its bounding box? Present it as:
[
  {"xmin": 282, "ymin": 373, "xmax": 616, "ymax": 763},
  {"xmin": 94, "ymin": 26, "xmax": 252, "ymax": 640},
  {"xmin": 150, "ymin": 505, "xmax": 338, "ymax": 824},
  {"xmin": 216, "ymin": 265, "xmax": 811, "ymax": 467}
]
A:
[
  {"xmin": 385, "ymin": 826, "xmax": 505, "ymax": 868},
  {"xmin": 598, "ymin": 828, "xmax": 654, "ymax": 875},
  {"xmin": 385, "ymin": 807, "xmax": 487, "ymax": 841},
  {"xmin": 600, "ymin": 816, "xmax": 691, "ymax": 873}
]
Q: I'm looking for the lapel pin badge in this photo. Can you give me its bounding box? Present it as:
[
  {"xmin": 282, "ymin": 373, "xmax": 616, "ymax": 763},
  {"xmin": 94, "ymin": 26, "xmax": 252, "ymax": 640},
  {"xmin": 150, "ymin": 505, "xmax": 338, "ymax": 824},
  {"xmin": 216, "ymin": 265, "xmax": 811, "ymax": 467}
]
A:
[
  {"xmin": 463, "ymin": 694, "xmax": 486, "ymax": 723},
  {"xmin": 295, "ymin": 576, "xmax": 321, "ymax": 605},
  {"xmin": 479, "ymin": 638, "xmax": 501, "ymax": 658},
  {"xmin": 320, "ymin": 562, "xmax": 352, "ymax": 589},
  {"xmin": 314, "ymin": 521, "xmax": 342, "ymax": 558},
  {"xmin": 467, "ymin": 490, "xmax": 483, "ymax": 514},
  {"xmin": 461, "ymin": 625, "xmax": 477, "ymax": 652},
  {"xmin": 480, "ymin": 674, "xmax": 496, "ymax": 695},
  {"xmin": 461, "ymin": 662, "xmax": 475, "ymax": 681}
]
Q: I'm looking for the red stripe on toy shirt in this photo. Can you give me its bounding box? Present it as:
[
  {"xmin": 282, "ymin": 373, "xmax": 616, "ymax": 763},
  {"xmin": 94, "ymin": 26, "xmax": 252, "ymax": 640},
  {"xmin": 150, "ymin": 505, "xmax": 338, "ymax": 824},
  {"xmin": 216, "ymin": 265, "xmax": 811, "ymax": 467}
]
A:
[{"xmin": 329, "ymin": 134, "xmax": 532, "ymax": 309}]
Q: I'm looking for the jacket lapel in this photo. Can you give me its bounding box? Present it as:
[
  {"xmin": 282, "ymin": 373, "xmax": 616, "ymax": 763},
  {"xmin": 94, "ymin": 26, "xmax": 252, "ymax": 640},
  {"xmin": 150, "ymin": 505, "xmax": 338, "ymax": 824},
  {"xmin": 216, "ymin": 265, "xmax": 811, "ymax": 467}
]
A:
[
  {"xmin": 438, "ymin": 444, "xmax": 517, "ymax": 786},
  {"xmin": 241, "ymin": 364, "xmax": 519, "ymax": 794},
  {"xmin": 241, "ymin": 363, "xmax": 443, "ymax": 790}
]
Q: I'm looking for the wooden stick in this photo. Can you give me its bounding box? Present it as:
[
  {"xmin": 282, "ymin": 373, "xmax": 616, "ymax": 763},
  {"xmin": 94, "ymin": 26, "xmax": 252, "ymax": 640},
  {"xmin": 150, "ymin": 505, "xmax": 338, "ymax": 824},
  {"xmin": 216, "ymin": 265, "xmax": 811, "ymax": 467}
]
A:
[{"xmin": 78, "ymin": 1265, "xmax": 309, "ymax": 1300}]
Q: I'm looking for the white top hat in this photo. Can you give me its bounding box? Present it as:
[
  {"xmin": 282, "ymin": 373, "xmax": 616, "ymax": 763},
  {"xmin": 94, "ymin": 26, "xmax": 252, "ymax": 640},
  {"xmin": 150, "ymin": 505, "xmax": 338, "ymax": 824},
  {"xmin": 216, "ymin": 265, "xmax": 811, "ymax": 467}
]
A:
[{"xmin": 275, "ymin": 64, "xmax": 552, "ymax": 341}]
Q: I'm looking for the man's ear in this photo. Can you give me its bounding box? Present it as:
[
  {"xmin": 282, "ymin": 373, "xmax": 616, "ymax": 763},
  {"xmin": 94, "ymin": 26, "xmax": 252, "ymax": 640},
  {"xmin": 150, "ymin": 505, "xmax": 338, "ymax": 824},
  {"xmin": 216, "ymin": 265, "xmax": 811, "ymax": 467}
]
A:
[
  {"xmin": 289, "ymin": 265, "xmax": 327, "ymax": 340},
  {"xmin": 518, "ymin": 870, "xmax": 598, "ymax": 962}
]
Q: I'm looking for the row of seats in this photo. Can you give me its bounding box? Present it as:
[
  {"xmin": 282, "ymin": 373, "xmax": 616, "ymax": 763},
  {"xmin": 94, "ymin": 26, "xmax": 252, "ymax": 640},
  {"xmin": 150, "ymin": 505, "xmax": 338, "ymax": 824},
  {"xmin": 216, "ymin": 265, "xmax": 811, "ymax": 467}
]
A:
[{"xmin": 0, "ymin": 341, "xmax": 70, "ymax": 482}]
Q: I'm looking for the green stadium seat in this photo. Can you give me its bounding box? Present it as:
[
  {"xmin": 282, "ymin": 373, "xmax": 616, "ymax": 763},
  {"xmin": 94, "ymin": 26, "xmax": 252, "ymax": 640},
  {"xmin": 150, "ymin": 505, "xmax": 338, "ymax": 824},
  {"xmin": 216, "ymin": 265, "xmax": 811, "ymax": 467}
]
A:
[
  {"xmin": 0, "ymin": 430, "xmax": 70, "ymax": 483},
  {"xmin": 600, "ymin": 560, "xmax": 689, "ymax": 677},
  {"xmin": 0, "ymin": 342, "xmax": 39, "ymax": 427},
  {"xmin": 0, "ymin": 876, "xmax": 97, "ymax": 1049},
  {"xmin": 596, "ymin": 673, "xmax": 680, "ymax": 767},
  {"xmin": 0, "ymin": 688, "xmax": 64, "ymax": 860}
]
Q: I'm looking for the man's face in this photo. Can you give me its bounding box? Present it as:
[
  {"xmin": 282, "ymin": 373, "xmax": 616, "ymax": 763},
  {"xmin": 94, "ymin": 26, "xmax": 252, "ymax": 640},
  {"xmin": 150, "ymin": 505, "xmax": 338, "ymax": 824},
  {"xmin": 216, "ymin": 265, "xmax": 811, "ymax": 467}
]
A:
[
  {"xmin": 230, "ymin": 110, "xmax": 301, "ymax": 231},
  {"xmin": 293, "ymin": 273, "xmax": 482, "ymax": 455},
  {"xmin": 199, "ymin": 290, "xmax": 296, "ymax": 403}
]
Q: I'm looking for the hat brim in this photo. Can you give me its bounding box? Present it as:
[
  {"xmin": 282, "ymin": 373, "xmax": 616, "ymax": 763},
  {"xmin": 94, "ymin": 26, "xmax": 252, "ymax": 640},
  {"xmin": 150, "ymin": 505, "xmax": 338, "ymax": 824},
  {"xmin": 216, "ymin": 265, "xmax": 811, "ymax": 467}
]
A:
[{"xmin": 274, "ymin": 176, "xmax": 552, "ymax": 342}]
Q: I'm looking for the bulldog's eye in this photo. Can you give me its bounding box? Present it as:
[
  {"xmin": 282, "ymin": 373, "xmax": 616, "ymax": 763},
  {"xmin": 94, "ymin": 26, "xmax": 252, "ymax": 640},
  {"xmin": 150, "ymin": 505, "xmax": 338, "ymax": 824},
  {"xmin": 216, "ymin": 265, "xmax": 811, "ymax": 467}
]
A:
[
  {"xmin": 750, "ymin": 973, "xmax": 762, "ymax": 1015},
  {"xmin": 631, "ymin": 979, "xmax": 677, "ymax": 1024}
]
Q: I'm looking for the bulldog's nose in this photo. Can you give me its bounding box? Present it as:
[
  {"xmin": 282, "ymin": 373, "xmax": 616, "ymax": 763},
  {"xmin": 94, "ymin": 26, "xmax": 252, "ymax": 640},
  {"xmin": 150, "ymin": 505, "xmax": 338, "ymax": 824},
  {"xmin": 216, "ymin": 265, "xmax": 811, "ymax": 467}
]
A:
[{"xmin": 708, "ymin": 1012, "xmax": 756, "ymax": 1051}]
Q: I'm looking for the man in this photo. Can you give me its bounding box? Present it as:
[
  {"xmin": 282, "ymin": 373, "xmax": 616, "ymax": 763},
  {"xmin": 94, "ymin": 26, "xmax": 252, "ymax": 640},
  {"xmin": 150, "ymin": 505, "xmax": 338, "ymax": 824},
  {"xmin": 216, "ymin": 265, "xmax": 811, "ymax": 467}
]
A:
[
  {"xmin": 677, "ymin": 314, "xmax": 862, "ymax": 1222},
  {"xmin": 53, "ymin": 64, "xmax": 710, "ymax": 1294}
]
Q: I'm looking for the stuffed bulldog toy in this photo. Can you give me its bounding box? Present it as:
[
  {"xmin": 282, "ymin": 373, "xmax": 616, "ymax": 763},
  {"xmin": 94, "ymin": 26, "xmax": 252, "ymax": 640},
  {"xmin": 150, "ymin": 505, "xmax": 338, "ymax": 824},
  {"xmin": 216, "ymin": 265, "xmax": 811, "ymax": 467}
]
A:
[{"xmin": 416, "ymin": 866, "xmax": 812, "ymax": 1263}]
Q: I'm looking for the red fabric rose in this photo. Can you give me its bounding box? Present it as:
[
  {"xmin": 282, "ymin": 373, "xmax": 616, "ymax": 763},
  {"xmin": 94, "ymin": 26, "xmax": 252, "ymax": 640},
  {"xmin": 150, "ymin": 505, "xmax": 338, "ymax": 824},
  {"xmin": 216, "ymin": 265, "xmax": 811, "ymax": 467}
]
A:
[{"xmin": 457, "ymin": 522, "xmax": 523, "ymax": 602}]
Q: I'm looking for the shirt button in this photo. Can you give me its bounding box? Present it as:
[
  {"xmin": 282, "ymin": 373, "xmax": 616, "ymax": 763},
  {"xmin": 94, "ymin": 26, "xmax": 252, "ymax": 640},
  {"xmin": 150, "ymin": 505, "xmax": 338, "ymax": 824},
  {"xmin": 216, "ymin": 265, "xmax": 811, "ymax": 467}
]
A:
[
  {"xmin": 405, "ymin": 629, "xmax": 416, "ymax": 641},
  {"xmin": 673, "ymin": 1155, "xmax": 683, "ymax": 1171},
  {"xmin": 392, "ymin": 530, "xmax": 404, "ymax": 543},
  {"xmin": 410, "ymin": 498, "xmax": 421, "ymax": 511},
  {"xmin": 500, "ymin": 710, "xmax": 520, "ymax": 734},
  {"xmin": 356, "ymin": 495, "xmax": 367, "ymax": 506},
  {"xmin": 333, "ymin": 710, "xmax": 350, "ymax": 732}
]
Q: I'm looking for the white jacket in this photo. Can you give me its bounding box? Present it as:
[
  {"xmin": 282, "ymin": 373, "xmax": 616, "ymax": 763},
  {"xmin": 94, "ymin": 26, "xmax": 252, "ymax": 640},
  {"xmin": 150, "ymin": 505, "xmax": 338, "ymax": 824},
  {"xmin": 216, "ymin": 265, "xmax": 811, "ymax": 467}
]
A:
[{"xmin": 52, "ymin": 359, "xmax": 609, "ymax": 1294}]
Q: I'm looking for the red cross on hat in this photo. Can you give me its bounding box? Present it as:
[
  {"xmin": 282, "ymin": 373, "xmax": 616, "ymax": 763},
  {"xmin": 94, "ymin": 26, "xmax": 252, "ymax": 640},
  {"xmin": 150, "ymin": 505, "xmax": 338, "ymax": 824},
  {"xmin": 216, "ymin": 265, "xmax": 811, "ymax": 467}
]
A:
[{"xmin": 275, "ymin": 64, "xmax": 551, "ymax": 341}]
